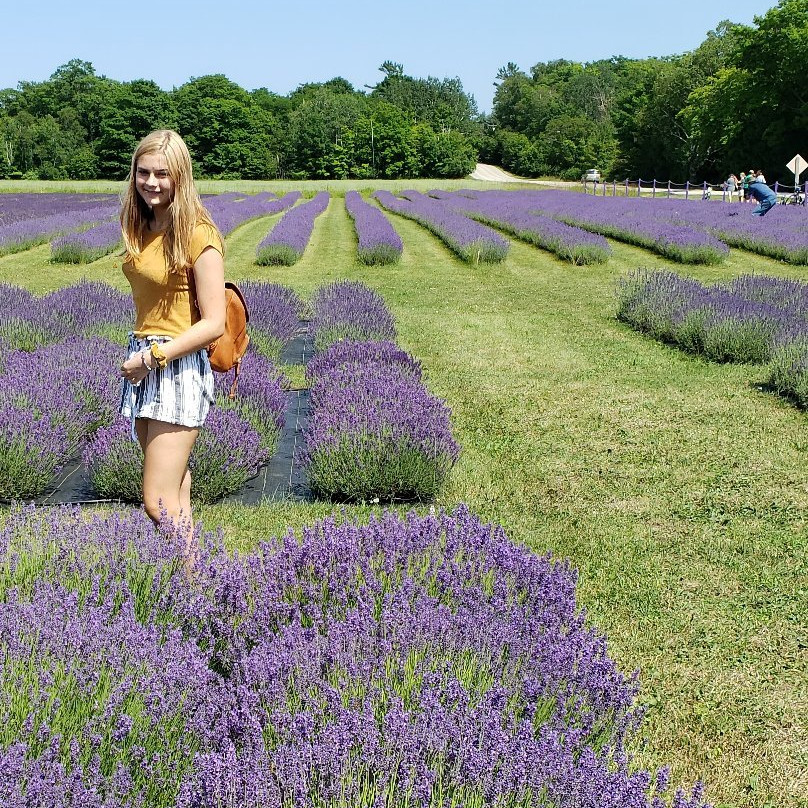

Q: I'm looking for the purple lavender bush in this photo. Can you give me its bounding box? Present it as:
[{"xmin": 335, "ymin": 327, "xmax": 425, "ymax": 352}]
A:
[
  {"xmin": 302, "ymin": 341, "xmax": 459, "ymax": 501},
  {"xmin": 41, "ymin": 281, "xmax": 133, "ymax": 343},
  {"xmin": 767, "ymin": 339, "xmax": 808, "ymax": 408},
  {"xmin": 374, "ymin": 190, "xmax": 509, "ymax": 264},
  {"xmin": 237, "ymin": 281, "xmax": 305, "ymax": 360},
  {"xmin": 214, "ymin": 346, "xmax": 288, "ymax": 450},
  {"xmin": 0, "ymin": 281, "xmax": 132, "ymax": 349},
  {"xmin": 84, "ymin": 408, "xmax": 270, "ymax": 504},
  {"xmin": 0, "ymin": 338, "xmax": 122, "ymax": 499},
  {"xmin": 0, "ymin": 337, "xmax": 122, "ymax": 451},
  {"xmin": 432, "ymin": 189, "xmax": 611, "ymax": 265},
  {"xmin": 82, "ymin": 418, "xmax": 144, "ymax": 501},
  {"xmin": 306, "ymin": 338, "xmax": 422, "ymax": 382},
  {"xmin": 256, "ymin": 192, "xmax": 329, "ymax": 265},
  {"xmin": 718, "ymin": 273, "xmax": 808, "ymax": 319},
  {"xmin": 0, "ymin": 284, "xmax": 44, "ymax": 350},
  {"xmin": 0, "ymin": 504, "xmax": 710, "ymax": 808},
  {"xmin": 0, "ymin": 404, "xmax": 71, "ymax": 499},
  {"xmin": 345, "ymin": 190, "xmax": 403, "ymax": 265},
  {"xmin": 0, "ymin": 504, "xmax": 228, "ymax": 806},
  {"xmin": 310, "ymin": 280, "xmax": 396, "ymax": 351},
  {"xmin": 517, "ymin": 190, "xmax": 729, "ymax": 264},
  {"xmin": 617, "ymin": 269, "xmax": 808, "ymax": 365},
  {"xmin": 50, "ymin": 219, "xmax": 122, "ymax": 263},
  {"xmin": 190, "ymin": 408, "xmax": 270, "ymax": 501}
]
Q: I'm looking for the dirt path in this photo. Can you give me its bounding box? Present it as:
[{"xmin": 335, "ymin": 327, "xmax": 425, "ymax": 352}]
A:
[{"xmin": 470, "ymin": 163, "xmax": 575, "ymax": 188}]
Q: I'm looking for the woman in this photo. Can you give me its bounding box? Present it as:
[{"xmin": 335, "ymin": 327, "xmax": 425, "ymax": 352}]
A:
[
  {"xmin": 118, "ymin": 130, "xmax": 225, "ymax": 562},
  {"xmin": 725, "ymin": 173, "xmax": 738, "ymax": 201}
]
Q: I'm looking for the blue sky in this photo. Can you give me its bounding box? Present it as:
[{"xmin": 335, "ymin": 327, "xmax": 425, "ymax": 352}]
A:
[{"xmin": 1, "ymin": 0, "xmax": 778, "ymax": 114}]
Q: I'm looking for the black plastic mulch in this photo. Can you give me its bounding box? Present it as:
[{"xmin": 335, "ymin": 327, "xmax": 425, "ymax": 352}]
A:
[{"xmin": 18, "ymin": 322, "xmax": 314, "ymax": 507}]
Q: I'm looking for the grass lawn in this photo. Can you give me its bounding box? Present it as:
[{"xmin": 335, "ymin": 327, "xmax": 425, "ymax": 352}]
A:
[{"xmin": 1, "ymin": 186, "xmax": 806, "ymax": 808}]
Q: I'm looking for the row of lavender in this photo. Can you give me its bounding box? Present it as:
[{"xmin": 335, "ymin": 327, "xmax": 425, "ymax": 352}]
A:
[
  {"xmin": 428, "ymin": 190, "xmax": 729, "ymax": 265},
  {"xmin": 254, "ymin": 191, "xmax": 404, "ymax": 266},
  {"xmin": 0, "ymin": 193, "xmax": 119, "ymax": 256},
  {"xmin": 13, "ymin": 190, "xmax": 405, "ymax": 267},
  {"xmin": 8, "ymin": 188, "xmax": 808, "ymax": 269},
  {"xmin": 0, "ymin": 501, "xmax": 708, "ymax": 807},
  {"xmin": 49, "ymin": 191, "xmax": 302, "ymax": 263},
  {"xmin": 302, "ymin": 281, "xmax": 459, "ymax": 501},
  {"xmin": 449, "ymin": 189, "xmax": 808, "ymax": 266},
  {"xmin": 426, "ymin": 188, "xmax": 611, "ymax": 265},
  {"xmin": 374, "ymin": 189, "xmax": 509, "ymax": 264},
  {"xmin": 0, "ymin": 281, "xmax": 301, "ymax": 502},
  {"xmin": 0, "ymin": 277, "xmax": 458, "ymax": 504},
  {"xmin": 617, "ymin": 269, "xmax": 808, "ymax": 407}
]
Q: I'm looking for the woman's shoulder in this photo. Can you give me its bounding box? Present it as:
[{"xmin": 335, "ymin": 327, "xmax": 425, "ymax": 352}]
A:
[{"xmin": 189, "ymin": 220, "xmax": 224, "ymax": 263}]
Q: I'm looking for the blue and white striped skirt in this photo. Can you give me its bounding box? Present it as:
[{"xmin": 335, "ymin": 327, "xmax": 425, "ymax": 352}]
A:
[{"xmin": 119, "ymin": 334, "xmax": 215, "ymax": 429}]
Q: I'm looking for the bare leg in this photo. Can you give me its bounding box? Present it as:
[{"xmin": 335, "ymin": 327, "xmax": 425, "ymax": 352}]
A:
[{"xmin": 135, "ymin": 417, "xmax": 199, "ymax": 569}]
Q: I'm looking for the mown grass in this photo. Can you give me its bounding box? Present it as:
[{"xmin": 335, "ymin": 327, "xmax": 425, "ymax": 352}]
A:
[
  {"xmin": 0, "ymin": 177, "xmax": 542, "ymax": 197},
  {"xmin": 0, "ymin": 187, "xmax": 806, "ymax": 808}
]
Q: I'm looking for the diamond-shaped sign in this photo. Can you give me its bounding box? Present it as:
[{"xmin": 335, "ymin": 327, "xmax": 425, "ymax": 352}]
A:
[{"xmin": 786, "ymin": 154, "xmax": 806, "ymax": 178}]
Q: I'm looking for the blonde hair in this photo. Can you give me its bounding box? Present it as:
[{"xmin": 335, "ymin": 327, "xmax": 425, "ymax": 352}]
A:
[{"xmin": 120, "ymin": 129, "xmax": 222, "ymax": 272}]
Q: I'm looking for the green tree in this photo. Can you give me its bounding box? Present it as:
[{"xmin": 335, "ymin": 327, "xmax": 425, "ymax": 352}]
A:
[
  {"xmin": 350, "ymin": 102, "xmax": 417, "ymax": 178},
  {"xmin": 286, "ymin": 88, "xmax": 365, "ymax": 178},
  {"xmin": 733, "ymin": 0, "xmax": 808, "ymax": 179},
  {"xmin": 371, "ymin": 63, "xmax": 478, "ymax": 134},
  {"xmin": 420, "ymin": 129, "xmax": 476, "ymax": 177},
  {"xmin": 95, "ymin": 80, "xmax": 175, "ymax": 178}
]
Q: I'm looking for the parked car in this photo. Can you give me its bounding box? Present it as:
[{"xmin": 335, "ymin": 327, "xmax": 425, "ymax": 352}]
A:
[{"xmin": 582, "ymin": 169, "xmax": 601, "ymax": 182}]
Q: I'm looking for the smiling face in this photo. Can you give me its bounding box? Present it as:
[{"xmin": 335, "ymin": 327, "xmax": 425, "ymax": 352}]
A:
[{"xmin": 135, "ymin": 152, "xmax": 174, "ymax": 212}]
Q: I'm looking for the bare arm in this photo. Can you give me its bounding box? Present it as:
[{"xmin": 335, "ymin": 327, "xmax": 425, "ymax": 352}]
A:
[
  {"xmin": 159, "ymin": 246, "xmax": 226, "ymax": 361},
  {"xmin": 120, "ymin": 246, "xmax": 225, "ymax": 382}
]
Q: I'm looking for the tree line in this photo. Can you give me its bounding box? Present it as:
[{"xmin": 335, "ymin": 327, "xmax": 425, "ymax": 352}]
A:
[
  {"xmin": 0, "ymin": 61, "xmax": 479, "ymax": 181},
  {"xmin": 1, "ymin": 0, "xmax": 805, "ymax": 183},
  {"xmin": 484, "ymin": 0, "xmax": 808, "ymax": 184}
]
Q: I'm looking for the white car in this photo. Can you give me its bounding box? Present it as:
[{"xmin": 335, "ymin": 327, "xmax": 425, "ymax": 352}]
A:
[{"xmin": 582, "ymin": 169, "xmax": 601, "ymax": 182}]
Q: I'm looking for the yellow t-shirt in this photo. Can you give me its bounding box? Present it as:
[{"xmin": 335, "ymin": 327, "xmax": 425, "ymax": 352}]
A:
[{"xmin": 123, "ymin": 222, "xmax": 223, "ymax": 338}]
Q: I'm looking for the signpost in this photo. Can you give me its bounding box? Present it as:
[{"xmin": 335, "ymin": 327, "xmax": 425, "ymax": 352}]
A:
[
  {"xmin": 786, "ymin": 153, "xmax": 806, "ymax": 182},
  {"xmin": 785, "ymin": 154, "xmax": 806, "ymax": 204}
]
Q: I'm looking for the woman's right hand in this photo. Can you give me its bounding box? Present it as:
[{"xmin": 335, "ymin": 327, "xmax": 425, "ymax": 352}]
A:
[{"xmin": 121, "ymin": 351, "xmax": 152, "ymax": 386}]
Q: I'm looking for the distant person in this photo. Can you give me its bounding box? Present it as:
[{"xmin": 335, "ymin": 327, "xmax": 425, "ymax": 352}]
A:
[
  {"xmin": 725, "ymin": 174, "xmax": 738, "ymax": 200},
  {"xmin": 755, "ymin": 170, "xmax": 766, "ymax": 184},
  {"xmin": 742, "ymin": 170, "xmax": 753, "ymax": 201},
  {"xmin": 118, "ymin": 129, "xmax": 226, "ymax": 569},
  {"xmin": 748, "ymin": 180, "xmax": 778, "ymax": 216}
]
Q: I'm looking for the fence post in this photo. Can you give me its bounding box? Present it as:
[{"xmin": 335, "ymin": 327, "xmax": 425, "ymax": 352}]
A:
[
  {"xmin": 638, "ymin": 178, "xmax": 642, "ymax": 197},
  {"xmin": 667, "ymin": 180, "xmax": 671, "ymax": 198},
  {"xmin": 804, "ymin": 180, "xmax": 808, "ymax": 205},
  {"xmin": 774, "ymin": 180, "xmax": 779, "ymax": 195},
  {"xmin": 625, "ymin": 178, "xmax": 629, "ymax": 196},
  {"xmin": 684, "ymin": 181, "xmax": 688, "ymax": 200},
  {"xmin": 652, "ymin": 179, "xmax": 656, "ymax": 198},
  {"xmin": 602, "ymin": 180, "xmax": 606, "ymax": 197},
  {"xmin": 612, "ymin": 179, "xmax": 616, "ymax": 197}
]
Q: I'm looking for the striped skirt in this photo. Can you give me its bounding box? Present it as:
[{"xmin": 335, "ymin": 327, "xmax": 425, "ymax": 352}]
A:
[{"xmin": 119, "ymin": 334, "xmax": 215, "ymax": 429}]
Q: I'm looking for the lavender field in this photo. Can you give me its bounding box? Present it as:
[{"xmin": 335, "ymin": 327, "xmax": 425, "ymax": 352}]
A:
[{"xmin": 0, "ymin": 185, "xmax": 806, "ymax": 808}]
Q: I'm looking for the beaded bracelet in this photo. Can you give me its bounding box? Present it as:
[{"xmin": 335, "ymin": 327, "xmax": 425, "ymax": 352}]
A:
[
  {"xmin": 149, "ymin": 342, "xmax": 168, "ymax": 370},
  {"xmin": 140, "ymin": 351, "xmax": 153, "ymax": 372}
]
